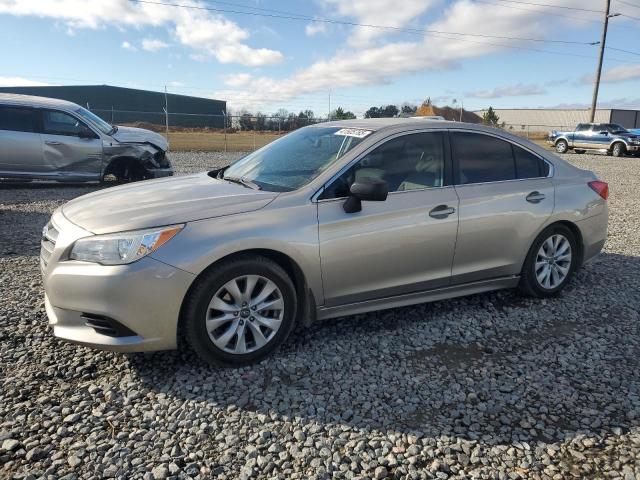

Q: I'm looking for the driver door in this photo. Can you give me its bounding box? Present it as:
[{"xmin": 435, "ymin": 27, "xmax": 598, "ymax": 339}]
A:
[
  {"xmin": 316, "ymin": 131, "xmax": 459, "ymax": 307},
  {"xmin": 41, "ymin": 109, "xmax": 103, "ymax": 180}
]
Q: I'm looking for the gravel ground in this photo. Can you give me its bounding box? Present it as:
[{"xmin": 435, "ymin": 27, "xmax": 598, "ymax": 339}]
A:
[{"xmin": 1, "ymin": 151, "xmax": 639, "ymax": 480}]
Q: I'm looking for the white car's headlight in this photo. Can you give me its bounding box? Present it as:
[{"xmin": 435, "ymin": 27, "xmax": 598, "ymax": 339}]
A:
[{"xmin": 70, "ymin": 225, "xmax": 184, "ymax": 265}]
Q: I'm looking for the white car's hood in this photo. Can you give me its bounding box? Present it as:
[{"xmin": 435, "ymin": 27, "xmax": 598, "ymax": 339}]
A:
[{"xmin": 112, "ymin": 126, "xmax": 169, "ymax": 151}]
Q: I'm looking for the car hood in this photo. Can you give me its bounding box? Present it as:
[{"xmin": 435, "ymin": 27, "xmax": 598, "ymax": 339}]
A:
[
  {"xmin": 112, "ymin": 126, "xmax": 169, "ymax": 151},
  {"xmin": 62, "ymin": 173, "xmax": 278, "ymax": 234}
]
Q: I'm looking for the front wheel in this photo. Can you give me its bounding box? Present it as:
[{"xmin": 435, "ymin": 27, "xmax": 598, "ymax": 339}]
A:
[
  {"xmin": 555, "ymin": 139, "xmax": 569, "ymax": 154},
  {"xmin": 182, "ymin": 255, "xmax": 297, "ymax": 367},
  {"xmin": 519, "ymin": 225, "xmax": 578, "ymax": 297},
  {"xmin": 611, "ymin": 142, "xmax": 626, "ymax": 158}
]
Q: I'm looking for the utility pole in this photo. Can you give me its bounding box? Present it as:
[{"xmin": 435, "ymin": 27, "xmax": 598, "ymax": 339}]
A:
[{"xmin": 590, "ymin": 0, "xmax": 611, "ymax": 123}]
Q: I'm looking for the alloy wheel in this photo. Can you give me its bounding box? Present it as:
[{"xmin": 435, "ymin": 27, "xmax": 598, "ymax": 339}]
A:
[
  {"xmin": 535, "ymin": 234, "xmax": 572, "ymax": 289},
  {"xmin": 205, "ymin": 275, "xmax": 284, "ymax": 354},
  {"xmin": 556, "ymin": 141, "xmax": 568, "ymax": 154}
]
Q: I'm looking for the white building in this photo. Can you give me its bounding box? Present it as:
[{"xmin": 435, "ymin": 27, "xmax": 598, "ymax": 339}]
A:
[{"xmin": 474, "ymin": 108, "xmax": 640, "ymax": 133}]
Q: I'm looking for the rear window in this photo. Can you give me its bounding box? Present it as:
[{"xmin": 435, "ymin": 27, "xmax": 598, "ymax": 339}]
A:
[
  {"xmin": 453, "ymin": 132, "xmax": 549, "ymax": 184},
  {"xmin": 453, "ymin": 132, "xmax": 516, "ymax": 184},
  {"xmin": 0, "ymin": 106, "xmax": 37, "ymax": 133}
]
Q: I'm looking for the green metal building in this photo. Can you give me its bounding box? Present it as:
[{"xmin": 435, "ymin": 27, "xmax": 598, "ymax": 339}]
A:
[{"xmin": 0, "ymin": 85, "xmax": 226, "ymax": 129}]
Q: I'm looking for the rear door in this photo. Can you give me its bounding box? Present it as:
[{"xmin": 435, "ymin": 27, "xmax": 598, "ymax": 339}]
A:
[
  {"xmin": 317, "ymin": 130, "xmax": 459, "ymax": 306},
  {"xmin": 450, "ymin": 130, "xmax": 554, "ymax": 284},
  {"xmin": 0, "ymin": 105, "xmax": 43, "ymax": 175},
  {"xmin": 41, "ymin": 109, "xmax": 103, "ymax": 180}
]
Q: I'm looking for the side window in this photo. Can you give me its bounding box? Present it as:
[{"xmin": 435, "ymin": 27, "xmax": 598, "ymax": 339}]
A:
[
  {"xmin": 42, "ymin": 110, "xmax": 88, "ymax": 137},
  {"xmin": 320, "ymin": 132, "xmax": 446, "ymax": 199},
  {"xmin": 0, "ymin": 106, "xmax": 37, "ymax": 133},
  {"xmin": 513, "ymin": 144, "xmax": 549, "ymax": 179},
  {"xmin": 575, "ymin": 124, "xmax": 589, "ymax": 132},
  {"xmin": 453, "ymin": 132, "xmax": 515, "ymax": 184}
]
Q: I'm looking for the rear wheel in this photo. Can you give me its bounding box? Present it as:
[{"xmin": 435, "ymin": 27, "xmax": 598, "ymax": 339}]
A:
[
  {"xmin": 182, "ymin": 255, "xmax": 297, "ymax": 367},
  {"xmin": 555, "ymin": 139, "xmax": 569, "ymax": 154},
  {"xmin": 611, "ymin": 142, "xmax": 626, "ymax": 158},
  {"xmin": 519, "ymin": 225, "xmax": 578, "ymax": 297}
]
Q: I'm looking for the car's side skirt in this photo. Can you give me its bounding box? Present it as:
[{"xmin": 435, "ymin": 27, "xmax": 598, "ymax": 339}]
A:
[{"xmin": 316, "ymin": 275, "xmax": 520, "ymax": 320}]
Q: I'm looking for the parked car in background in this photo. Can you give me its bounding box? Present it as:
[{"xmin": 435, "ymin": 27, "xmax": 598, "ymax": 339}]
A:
[
  {"xmin": 548, "ymin": 123, "xmax": 640, "ymax": 157},
  {"xmin": 41, "ymin": 119, "xmax": 608, "ymax": 366},
  {"xmin": 0, "ymin": 93, "xmax": 173, "ymax": 182}
]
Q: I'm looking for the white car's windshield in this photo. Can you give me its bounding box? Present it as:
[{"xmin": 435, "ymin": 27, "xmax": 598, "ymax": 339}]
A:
[
  {"xmin": 75, "ymin": 107, "xmax": 114, "ymax": 135},
  {"xmin": 223, "ymin": 126, "xmax": 371, "ymax": 192}
]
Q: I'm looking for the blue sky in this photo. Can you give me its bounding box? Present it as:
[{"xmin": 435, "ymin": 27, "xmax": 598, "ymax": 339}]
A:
[{"xmin": 1, "ymin": 0, "xmax": 639, "ymax": 117}]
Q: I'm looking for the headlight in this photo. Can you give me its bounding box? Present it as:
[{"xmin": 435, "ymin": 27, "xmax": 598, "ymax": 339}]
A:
[{"xmin": 69, "ymin": 225, "xmax": 184, "ymax": 265}]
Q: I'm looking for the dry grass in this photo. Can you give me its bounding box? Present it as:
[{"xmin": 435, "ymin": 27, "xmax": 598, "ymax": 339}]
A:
[{"xmin": 167, "ymin": 131, "xmax": 283, "ymax": 152}]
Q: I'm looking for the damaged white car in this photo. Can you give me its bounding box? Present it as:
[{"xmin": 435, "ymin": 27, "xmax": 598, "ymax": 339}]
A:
[{"xmin": 0, "ymin": 93, "xmax": 173, "ymax": 182}]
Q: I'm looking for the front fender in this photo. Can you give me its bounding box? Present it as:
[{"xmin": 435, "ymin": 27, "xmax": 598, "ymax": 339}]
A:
[{"xmin": 150, "ymin": 203, "xmax": 325, "ymax": 306}]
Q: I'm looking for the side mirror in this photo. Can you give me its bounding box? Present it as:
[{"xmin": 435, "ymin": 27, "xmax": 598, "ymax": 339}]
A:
[
  {"xmin": 78, "ymin": 127, "xmax": 96, "ymax": 139},
  {"xmin": 343, "ymin": 177, "xmax": 388, "ymax": 213}
]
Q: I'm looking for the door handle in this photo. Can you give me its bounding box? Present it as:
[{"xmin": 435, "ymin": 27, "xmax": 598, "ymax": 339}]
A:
[
  {"xmin": 45, "ymin": 140, "xmax": 61, "ymax": 146},
  {"xmin": 429, "ymin": 204, "xmax": 456, "ymax": 219},
  {"xmin": 526, "ymin": 191, "xmax": 546, "ymax": 204}
]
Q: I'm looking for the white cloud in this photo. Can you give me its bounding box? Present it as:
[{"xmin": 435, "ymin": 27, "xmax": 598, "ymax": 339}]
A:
[
  {"xmin": 305, "ymin": 22, "xmax": 327, "ymax": 36},
  {"xmin": 167, "ymin": 81, "xmax": 184, "ymax": 87},
  {"xmin": 581, "ymin": 64, "xmax": 640, "ymax": 85},
  {"xmin": 224, "ymin": 73, "xmax": 253, "ymax": 88},
  {"xmin": 0, "ymin": 76, "xmax": 51, "ymax": 87},
  {"xmin": 466, "ymin": 83, "xmax": 547, "ymax": 99},
  {"xmin": 318, "ymin": 0, "xmax": 438, "ymax": 47},
  {"xmin": 121, "ymin": 40, "xmax": 136, "ymax": 51},
  {"xmin": 218, "ymin": 0, "xmax": 605, "ymax": 109},
  {"xmin": 0, "ymin": 0, "xmax": 283, "ymax": 66},
  {"xmin": 142, "ymin": 38, "xmax": 169, "ymax": 52}
]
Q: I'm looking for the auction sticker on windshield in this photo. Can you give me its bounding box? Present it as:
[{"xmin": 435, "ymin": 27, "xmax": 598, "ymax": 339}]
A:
[{"xmin": 334, "ymin": 128, "xmax": 372, "ymax": 139}]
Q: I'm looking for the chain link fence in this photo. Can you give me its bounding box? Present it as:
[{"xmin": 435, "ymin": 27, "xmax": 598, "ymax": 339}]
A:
[
  {"xmin": 502, "ymin": 123, "xmax": 573, "ymax": 140},
  {"xmin": 89, "ymin": 108, "xmax": 328, "ymax": 152},
  {"xmin": 88, "ymin": 107, "xmax": 566, "ymax": 151}
]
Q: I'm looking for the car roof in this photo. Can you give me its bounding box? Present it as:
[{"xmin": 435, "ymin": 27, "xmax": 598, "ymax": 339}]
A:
[{"xmin": 0, "ymin": 93, "xmax": 79, "ymax": 110}]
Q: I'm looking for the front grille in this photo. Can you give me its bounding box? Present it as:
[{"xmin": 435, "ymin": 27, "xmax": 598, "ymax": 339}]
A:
[{"xmin": 40, "ymin": 221, "xmax": 59, "ymax": 271}]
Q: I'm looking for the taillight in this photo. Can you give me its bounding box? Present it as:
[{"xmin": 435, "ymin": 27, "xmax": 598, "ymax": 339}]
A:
[{"xmin": 588, "ymin": 180, "xmax": 609, "ymax": 200}]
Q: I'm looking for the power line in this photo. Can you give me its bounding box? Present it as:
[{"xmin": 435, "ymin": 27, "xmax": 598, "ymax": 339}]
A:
[
  {"xmin": 484, "ymin": 0, "xmax": 604, "ymax": 13},
  {"xmin": 473, "ymin": 0, "xmax": 602, "ymax": 24},
  {"xmin": 618, "ymin": 12, "xmax": 640, "ymax": 20},
  {"xmin": 128, "ymin": 0, "xmax": 599, "ymax": 45},
  {"xmin": 606, "ymin": 46, "xmax": 640, "ymax": 56},
  {"xmin": 617, "ymin": 0, "xmax": 640, "ymax": 9}
]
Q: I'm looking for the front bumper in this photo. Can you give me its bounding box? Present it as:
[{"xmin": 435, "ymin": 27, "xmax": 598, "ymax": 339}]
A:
[{"xmin": 42, "ymin": 211, "xmax": 195, "ymax": 352}]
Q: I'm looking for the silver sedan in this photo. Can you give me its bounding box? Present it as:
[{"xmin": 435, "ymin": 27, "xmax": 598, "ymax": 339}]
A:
[{"xmin": 41, "ymin": 119, "xmax": 609, "ymax": 366}]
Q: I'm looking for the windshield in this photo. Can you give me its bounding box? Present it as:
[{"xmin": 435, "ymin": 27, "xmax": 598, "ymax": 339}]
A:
[
  {"xmin": 605, "ymin": 123, "xmax": 628, "ymax": 134},
  {"xmin": 75, "ymin": 107, "xmax": 114, "ymax": 135},
  {"xmin": 223, "ymin": 126, "xmax": 372, "ymax": 192}
]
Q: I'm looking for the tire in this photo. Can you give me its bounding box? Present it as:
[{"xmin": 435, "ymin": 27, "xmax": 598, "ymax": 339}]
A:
[
  {"xmin": 555, "ymin": 139, "xmax": 569, "ymax": 154},
  {"xmin": 182, "ymin": 255, "xmax": 297, "ymax": 367},
  {"xmin": 519, "ymin": 225, "xmax": 578, "ymax": 298},
  {"xmin": 611, "ymin": 142, "xmax": 626, "ymax": 158},
  {"xmin": 102, "ymin": 160, "xmax": 147, "ymax": 184},
  {"xmin": 574, "ymin": 149, "xmax": 586, "ymax": 154}
]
